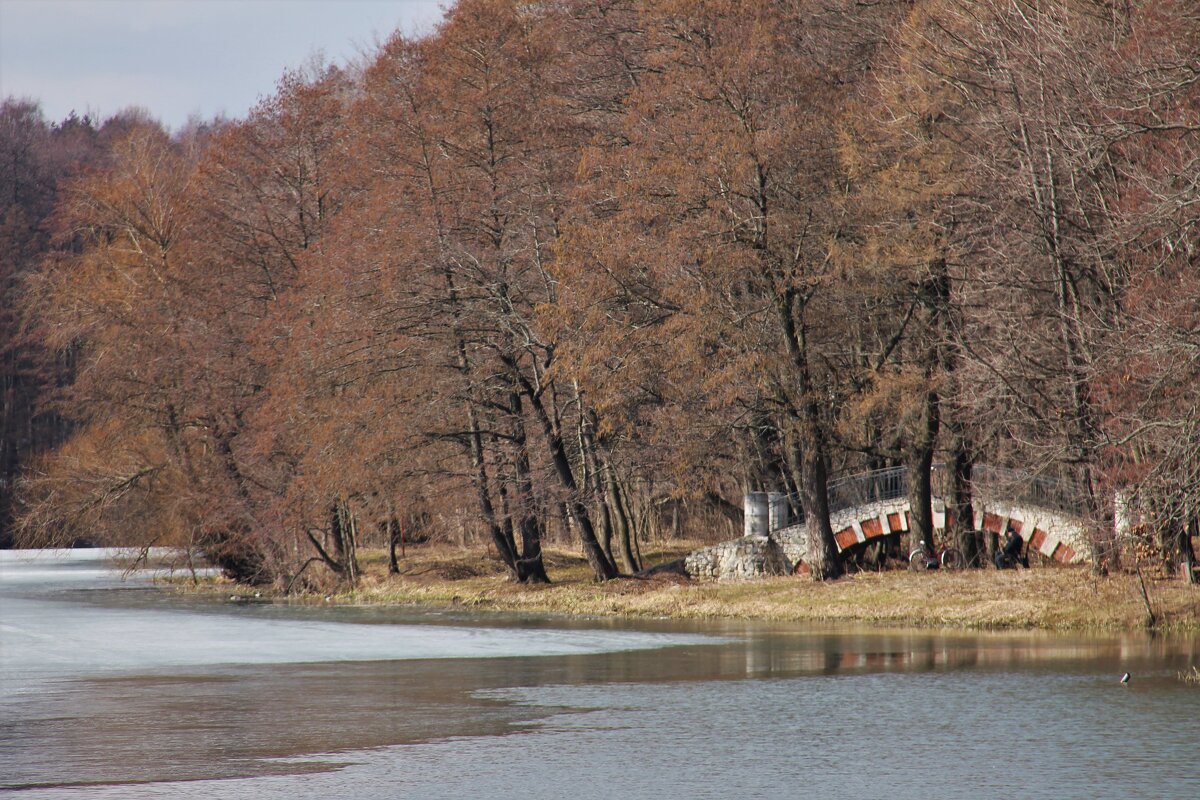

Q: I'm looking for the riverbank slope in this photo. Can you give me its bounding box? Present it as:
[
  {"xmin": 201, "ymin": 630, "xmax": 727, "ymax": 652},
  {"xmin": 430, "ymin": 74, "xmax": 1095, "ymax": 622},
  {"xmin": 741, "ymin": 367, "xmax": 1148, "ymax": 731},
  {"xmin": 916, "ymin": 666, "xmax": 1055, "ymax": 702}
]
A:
[{"xmin": 181, "ymin": 543, "xmax": 1200, "ymax": 632}]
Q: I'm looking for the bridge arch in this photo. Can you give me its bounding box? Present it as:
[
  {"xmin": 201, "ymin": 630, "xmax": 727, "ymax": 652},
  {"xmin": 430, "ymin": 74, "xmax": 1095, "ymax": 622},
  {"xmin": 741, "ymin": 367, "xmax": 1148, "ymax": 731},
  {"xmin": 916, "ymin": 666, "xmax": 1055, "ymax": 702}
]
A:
[
  {"xmin": 774, "ymin": 499, "xmax": 1085, "ymax": 566},
  {"xmin": 685, "ymin": 465, "xmax": 1091, "ymax": 580}
]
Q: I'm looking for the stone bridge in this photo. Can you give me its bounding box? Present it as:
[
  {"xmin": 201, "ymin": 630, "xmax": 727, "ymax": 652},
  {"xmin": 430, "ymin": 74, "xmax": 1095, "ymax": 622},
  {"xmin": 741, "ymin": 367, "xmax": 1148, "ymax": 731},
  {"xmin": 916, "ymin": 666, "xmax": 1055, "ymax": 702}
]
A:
[{"xmin": 684, "ymin": 465, "xmax": 1092, "ymax": 581}]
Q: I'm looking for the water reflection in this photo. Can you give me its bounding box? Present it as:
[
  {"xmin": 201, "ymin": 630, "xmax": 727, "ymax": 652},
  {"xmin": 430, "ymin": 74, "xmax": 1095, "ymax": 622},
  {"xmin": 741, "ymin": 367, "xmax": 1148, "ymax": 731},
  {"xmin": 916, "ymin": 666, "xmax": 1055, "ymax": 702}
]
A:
[
  {"xmin": 732, "ymin": 628, "xmax": 1200, "ymax": 678},
  {"xmin": 2, "ymin": 551, "xmax": 1198, "ymax": 799}
]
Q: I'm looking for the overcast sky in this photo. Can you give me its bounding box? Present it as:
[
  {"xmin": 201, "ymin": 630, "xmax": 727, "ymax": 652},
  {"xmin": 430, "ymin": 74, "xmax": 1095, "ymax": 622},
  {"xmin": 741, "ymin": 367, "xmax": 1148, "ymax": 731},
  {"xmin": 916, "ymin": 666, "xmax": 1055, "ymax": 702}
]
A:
[{"xmin": 0, "ymin": 0, "xmax": 447, "ymax": 130}]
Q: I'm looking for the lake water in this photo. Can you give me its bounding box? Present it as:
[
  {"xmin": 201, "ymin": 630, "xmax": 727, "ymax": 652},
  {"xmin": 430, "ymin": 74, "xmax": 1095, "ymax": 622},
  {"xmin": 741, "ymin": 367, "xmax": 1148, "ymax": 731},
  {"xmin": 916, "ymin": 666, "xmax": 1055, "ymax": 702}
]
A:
[{"xmin": 2, "ymin": 549, "xmax": 1198, "ymax": 799}]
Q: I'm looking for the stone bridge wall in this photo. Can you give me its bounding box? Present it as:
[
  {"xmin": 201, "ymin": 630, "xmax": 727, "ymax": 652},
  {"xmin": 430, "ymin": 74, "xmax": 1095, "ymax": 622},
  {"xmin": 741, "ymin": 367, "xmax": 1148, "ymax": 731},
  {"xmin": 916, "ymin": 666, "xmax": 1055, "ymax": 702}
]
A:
[{"xmin": 685, "ymin": 497, "xmax": 1090, "ymax": 582}]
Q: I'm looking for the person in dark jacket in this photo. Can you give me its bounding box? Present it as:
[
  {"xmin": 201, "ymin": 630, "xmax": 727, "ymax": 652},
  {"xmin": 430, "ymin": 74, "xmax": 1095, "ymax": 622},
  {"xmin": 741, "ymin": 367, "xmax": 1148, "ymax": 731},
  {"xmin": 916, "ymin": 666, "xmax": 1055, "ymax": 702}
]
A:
[{"xmin": 995, "ymin": 527, "xmax": 1028, "ymax": 569}]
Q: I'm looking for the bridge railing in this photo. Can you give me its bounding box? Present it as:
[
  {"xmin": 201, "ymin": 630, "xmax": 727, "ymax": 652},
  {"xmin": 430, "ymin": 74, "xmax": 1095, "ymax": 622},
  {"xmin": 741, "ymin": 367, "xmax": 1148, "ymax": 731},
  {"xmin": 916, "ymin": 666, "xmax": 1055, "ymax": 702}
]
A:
[
  {"xmin": 770, "ymin": 463, "xmax": 1085, "ymax": 532},
  {"xmin": 828, "ymin": 466, "xmax": 910, "ymax": 514},
  {"xmin": 968, "ymin": 464, "xmax": 1086, "ymax": 515},
  {"xmin": 776, "ymin": 466, "xmax": 910, "ymax": 530}
]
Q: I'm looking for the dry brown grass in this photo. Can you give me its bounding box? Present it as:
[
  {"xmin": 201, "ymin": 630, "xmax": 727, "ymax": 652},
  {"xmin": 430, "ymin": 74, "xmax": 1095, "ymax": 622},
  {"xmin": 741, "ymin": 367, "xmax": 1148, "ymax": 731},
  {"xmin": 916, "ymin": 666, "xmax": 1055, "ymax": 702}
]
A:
[
  {"xmin": 175, "ymin": 542, "xmax": 1200, "ymax": 631},
  {"xmin": 308, "ymin": 543, "xmax": 1200, "ymax": 632}
]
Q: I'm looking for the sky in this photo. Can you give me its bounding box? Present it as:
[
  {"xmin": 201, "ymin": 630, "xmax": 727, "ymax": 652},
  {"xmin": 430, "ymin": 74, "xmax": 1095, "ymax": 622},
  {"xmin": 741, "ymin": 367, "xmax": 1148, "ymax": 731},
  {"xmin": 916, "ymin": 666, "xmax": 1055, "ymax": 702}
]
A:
[{"xmin": 0, "ymin": 0, "xmax": 447, "ymax": 130}]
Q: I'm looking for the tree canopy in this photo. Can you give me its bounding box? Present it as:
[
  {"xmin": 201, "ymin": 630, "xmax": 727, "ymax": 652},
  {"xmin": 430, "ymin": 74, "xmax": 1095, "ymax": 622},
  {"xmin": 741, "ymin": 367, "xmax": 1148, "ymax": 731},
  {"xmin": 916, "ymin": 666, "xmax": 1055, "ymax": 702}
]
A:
[{"xmin": 4, "ymin": 0, "xmax": 1198, "ymax": 587}]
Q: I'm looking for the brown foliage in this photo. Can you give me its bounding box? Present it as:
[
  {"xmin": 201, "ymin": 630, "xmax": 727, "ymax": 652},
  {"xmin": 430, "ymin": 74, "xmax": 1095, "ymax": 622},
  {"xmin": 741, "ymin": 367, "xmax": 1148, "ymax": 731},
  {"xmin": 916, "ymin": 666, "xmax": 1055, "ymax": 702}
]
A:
[{"xmin": 11, "ymin": 0, "xmax": 1200, "ymax": 586}]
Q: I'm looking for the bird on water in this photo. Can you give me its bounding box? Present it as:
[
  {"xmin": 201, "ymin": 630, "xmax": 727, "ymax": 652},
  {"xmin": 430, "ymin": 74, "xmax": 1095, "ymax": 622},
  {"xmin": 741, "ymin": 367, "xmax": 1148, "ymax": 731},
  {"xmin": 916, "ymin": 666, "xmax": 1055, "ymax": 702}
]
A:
[{"xmin": 1120, "ymin": 673, "xmax": 1130, "ymax": 684}]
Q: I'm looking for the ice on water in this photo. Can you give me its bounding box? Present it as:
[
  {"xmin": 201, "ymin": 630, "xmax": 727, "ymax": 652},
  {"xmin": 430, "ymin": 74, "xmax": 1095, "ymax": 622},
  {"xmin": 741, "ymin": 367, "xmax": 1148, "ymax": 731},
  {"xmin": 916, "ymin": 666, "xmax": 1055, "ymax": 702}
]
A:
[{"xmin": 0, "ymin": 549, "xmax": 715, "ymax": 691}]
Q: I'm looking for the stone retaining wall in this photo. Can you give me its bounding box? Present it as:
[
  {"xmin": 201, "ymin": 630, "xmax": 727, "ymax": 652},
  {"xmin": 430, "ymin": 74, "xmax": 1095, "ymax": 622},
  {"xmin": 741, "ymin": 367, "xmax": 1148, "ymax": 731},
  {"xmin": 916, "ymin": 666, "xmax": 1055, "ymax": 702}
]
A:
[{"xmin": 683, "ymin": 535, "xmax": 792, "ymax": 581}]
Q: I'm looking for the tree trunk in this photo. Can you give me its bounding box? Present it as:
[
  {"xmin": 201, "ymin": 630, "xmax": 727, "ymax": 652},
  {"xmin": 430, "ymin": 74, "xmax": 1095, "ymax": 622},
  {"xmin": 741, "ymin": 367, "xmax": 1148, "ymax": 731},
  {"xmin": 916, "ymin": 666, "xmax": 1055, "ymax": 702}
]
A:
[
  {"xmin": 592, "ymin": 460, "xmax": 619, "ymax": 566},
  {"xmin": 505, "ymin": 388, "xmax": 550, "ymax": 584},
  {"xmin": 329, "ymin": 499, "xmax": 359, "ymax": 584},
  {"xmin": 1081, "ymin": 464, "xmax": 1116, "ymax": 574},
  {"xmin": 776, "ymin": 289, "xmax": 841, "ymax": 580},
  {"xmin": 947, "ymin": 433, "xmax": 980, "ymax": 566},
  {"xmin": 465, "ymin": 401, "xmax": 522, "ymax": 582},
  {"xmin": 606, "ymin": 467, "xmax": 640, "ymax": 573},
  {"xmin": 520, "ymin": 378, "xmax": 618, "ymax": 581},
  {"xmin": 1180, "ymin": 517, "xmax": 1197, "ymax": 585},
  {"xmin": 906, "ymin": 400, "xmax": 937, "ymax": 553},
  {"xmin": 793, "ymin": 432, "xmax": 841, "ymax": 580},
  {"xmin": 387, "ymin": 517, "xmax": 402, "ymax": 575},
  {"xmin": 164, "ymin": 405, "xmax": 267, "ymax": 585},
  {"xmin": 909, "ymin": 258, "xmax": 947, "ymax": 553},
  {"xmin": 578, "ymin": 404, "xmax": 616, "ymax": 567}
]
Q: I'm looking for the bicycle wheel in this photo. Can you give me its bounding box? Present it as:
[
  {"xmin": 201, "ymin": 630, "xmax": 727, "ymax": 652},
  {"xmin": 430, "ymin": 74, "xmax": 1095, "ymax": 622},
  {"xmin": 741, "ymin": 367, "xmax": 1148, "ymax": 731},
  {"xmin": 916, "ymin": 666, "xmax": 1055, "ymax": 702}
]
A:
[
  {"xmin": 908, "ymin": 549, "xmax": 930, "ymax": 571},
  {"xmin": 940, "ymin": 548, "xmax": 965, "ymax": 570}
]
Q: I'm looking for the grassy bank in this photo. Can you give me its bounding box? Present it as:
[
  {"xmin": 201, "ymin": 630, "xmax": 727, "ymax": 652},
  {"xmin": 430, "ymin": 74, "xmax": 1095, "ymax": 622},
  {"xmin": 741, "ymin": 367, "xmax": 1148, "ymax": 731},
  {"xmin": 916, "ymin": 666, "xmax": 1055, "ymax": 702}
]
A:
[{"xmin": 183, "ymin": 542, "xmax": 1200, "ymax": 632}]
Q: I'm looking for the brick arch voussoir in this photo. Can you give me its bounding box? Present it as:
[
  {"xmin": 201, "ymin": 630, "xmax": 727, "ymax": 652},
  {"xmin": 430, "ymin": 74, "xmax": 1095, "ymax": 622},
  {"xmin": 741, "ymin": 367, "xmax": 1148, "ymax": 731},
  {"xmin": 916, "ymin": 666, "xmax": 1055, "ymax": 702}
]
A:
[
  {"xmin": 827, "ymin": 501, "xmax": 1084, "ymax": 564},
  {"xmin": 976, "ymin": 508, "xmax": 1080, "ymax": 564},
  {"xmin": 830, "ymin": 502, "xmax": 912, "ymax": 553}
]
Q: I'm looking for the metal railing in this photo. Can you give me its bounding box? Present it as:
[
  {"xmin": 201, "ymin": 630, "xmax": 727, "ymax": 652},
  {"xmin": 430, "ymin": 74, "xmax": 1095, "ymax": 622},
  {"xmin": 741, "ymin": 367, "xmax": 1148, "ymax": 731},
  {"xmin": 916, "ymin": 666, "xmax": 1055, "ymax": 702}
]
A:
[
  {"xmin": 969, "ymin": 464, "xmax": 1086, "ymax": 515},
  {"xmin": 827, "ymin": 466, "xmax": 911, "ymax": 514}
]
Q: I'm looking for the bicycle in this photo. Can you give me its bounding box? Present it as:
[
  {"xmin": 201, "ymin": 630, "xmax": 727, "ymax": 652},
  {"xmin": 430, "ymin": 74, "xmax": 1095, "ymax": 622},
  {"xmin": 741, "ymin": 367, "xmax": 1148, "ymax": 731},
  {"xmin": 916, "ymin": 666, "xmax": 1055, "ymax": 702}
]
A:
[{"xmin": 909, "ymin": 540, "xmax": 966, "ymax": 571}]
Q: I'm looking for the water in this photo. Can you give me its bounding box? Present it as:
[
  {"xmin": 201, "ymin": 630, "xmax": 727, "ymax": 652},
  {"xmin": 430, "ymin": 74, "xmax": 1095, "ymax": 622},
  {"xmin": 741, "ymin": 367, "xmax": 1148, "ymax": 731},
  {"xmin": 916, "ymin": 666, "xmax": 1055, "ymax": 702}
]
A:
[{"xmin": 2, "ymin": 550, "xmax": 1197, "ymax": 798}]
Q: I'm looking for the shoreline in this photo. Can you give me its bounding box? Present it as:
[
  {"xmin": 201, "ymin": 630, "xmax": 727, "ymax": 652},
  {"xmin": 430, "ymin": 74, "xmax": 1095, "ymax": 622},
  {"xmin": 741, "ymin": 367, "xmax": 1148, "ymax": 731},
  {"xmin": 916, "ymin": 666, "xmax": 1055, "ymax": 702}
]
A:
[{"xmin": 171, "ymin": 544, "xmax": 1200, "ymax": 634}]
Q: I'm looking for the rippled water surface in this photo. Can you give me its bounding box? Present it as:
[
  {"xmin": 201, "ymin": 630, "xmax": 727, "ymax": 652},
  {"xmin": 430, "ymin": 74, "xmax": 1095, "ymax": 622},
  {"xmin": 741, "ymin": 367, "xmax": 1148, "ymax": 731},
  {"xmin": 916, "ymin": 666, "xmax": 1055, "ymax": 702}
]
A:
[{"xmin": 2, "ymin": 549, "xmax": 1197, "ymax": 799}]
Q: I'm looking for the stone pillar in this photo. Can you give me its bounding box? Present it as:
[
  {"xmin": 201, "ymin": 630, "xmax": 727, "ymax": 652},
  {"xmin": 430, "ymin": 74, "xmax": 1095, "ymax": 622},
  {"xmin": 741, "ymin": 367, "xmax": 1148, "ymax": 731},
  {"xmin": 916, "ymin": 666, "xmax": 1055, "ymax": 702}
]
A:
[
  {"xmin": 1114, "ymin": 490, "xmax": 1133, "ymax": 540},
  {"xmin": 744, "ymin": 492, "xmax": 769, "ymax": 537}
]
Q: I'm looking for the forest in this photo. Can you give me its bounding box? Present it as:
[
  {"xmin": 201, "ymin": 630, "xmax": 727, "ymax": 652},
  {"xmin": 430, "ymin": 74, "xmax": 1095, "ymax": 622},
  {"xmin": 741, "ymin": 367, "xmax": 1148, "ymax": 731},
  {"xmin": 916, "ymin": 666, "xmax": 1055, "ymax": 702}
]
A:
[{"xmin": 1, "ymin": 0, "xmax": 1197, "ymax": 589}]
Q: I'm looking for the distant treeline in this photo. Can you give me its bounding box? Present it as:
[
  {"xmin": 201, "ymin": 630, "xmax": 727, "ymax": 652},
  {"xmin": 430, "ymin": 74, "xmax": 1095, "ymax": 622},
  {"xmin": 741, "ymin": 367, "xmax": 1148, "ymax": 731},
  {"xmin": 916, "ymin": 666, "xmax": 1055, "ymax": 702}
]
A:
[{"xmin": 1, "ymin": 0, "xmax": 1197, "ymax": 587}]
